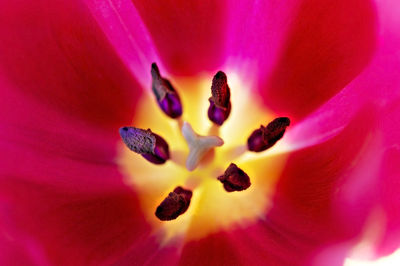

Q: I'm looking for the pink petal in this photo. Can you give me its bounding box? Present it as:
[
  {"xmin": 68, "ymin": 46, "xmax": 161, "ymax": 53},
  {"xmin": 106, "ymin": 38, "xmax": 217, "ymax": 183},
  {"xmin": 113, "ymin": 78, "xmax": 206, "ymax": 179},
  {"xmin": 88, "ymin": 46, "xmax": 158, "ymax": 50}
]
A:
[
  {"xmin": 286, "ymin": 0, "xmax": 400, "ymax": 150},
  {"xmin": 227, "ymin": 0, "xmax": 377, "ymax": 120},
  {"xmin": 0, "ymin": 92, "xmax": 154, "ymax": 265},
  {"xmin": 84, "ymin": 0, "xmax": 160, "ymax": 87},
  {"xmin": 0, "ymin": 0, "xmax": 142, "ymax": 130},
  {"xmin": 275, "ymin": 107, "xmax": 378, "ymax": 239},
  {"xmin": 131, "ymin": 0, "xmax": 227, "ymax": 76},
  {"xmin": 0, "ymin": 82, "xmax": 151, "ymax": 264},
  {"xmin": 207, "ymin": 107, "xmax": 381, "ymax": 265},
  {"xmin": 375, "ymin": 147, "xmax": 400, "ymax": 257},
  {"xmin": 0, "ymin": 232, "xmax": 48, "ymax": 266},
  {"xmin": 0, "ymin": 177, "xmax": 150, "ymax": 266},
  {"xmin": 113, "ymin": 238, "xmax": 180, "ymax": 266},
  {"xmin": 354, "ymin": 100, "xmax": 400, "ymax": 258},
  {"xmin": 178, "ymin": 232, "xmax": 242, "ymax": 266}
]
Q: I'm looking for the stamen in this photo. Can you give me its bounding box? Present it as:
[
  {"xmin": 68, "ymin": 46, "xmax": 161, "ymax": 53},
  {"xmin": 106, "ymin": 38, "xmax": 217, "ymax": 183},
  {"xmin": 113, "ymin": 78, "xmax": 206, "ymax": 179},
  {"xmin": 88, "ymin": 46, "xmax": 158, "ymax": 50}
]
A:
[
  {"xmin": 182, "ymin": 122, "xmax": 224, "ymax": 171},
  {"xmin": 151, "ymin": 63, "xmax": 182, "ymax": 118},
  {"xmin": 208, "ymin": 71, "xmax": 231, "ymax": 125},
  {"xmin": 119, "ymin": 127, "xmax": 170, "ymax": 164},
  {"xmin": 218, "ymin": 163, "xmax": 251, "ymax": 192},
  {"xmin": 247, "ymin": 117, "xmax": 290, "ymax": 152},
  {"xmin": 155, "ymin": 186, "xmax": 192, "ymax": 221}
]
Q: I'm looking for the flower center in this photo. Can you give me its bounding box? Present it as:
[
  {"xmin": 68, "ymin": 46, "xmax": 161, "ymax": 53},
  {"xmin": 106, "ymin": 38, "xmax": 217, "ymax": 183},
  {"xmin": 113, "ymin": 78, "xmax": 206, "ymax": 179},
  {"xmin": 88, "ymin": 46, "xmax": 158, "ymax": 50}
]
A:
[
  {"xmin": 117, "ymin": 66, "xmax": 291, "ymax": 243},
  {"xmin": 181, "ymin": 121, "xmax": 223, "ymax": 171}
]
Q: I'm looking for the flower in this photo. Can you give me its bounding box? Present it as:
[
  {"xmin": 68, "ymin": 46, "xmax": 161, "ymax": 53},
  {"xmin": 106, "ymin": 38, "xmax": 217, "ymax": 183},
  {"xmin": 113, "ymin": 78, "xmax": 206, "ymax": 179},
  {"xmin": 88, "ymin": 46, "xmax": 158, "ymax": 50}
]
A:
[{"xmin": 0, "ymin": 0, "xmax": 399, "ymax": 265}]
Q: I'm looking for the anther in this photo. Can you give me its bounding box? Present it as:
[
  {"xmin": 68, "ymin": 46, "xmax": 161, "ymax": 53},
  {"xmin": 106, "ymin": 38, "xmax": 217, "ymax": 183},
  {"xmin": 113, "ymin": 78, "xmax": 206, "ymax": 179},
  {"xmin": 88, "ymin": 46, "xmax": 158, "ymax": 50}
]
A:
[
  {"xmin": 247, "ymin": 117, "xmax": 290, "ymax": 152},
  {"xmin": 182, "ymin": 122, "xmax": 224, "ymax": 171},
  {"xmin": 155, "ymin": 186, "xmax": 193, "ymax": 221},
  {"xmin": 218, "ymin": 163, "xmax": 251, "ymax": 192},
  {"xmin": 208, "ymin": 71, "xmax": 231, "ymax": 125},
  {"xmin": 119, "ymin": 126, "xmax": 170, "ymax": 164},
  {"xmin": 151, "ymin": 63, "xmax": 182, "ymax": 118}
]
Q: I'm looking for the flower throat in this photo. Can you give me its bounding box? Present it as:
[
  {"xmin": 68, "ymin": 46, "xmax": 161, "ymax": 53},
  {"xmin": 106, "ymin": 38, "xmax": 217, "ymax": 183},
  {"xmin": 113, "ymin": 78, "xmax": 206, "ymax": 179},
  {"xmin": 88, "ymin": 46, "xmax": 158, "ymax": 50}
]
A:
[{"xmin": 119, "ymin": 63, "xmax": 290, "ymax": 222}]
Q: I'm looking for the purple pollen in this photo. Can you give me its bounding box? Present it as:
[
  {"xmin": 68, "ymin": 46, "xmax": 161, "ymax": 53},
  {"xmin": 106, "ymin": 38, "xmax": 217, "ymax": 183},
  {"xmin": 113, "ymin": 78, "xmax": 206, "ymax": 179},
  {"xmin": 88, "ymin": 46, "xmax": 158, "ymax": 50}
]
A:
[
  {"xmin": 151, "ymin": 63, "xmax": 182, "ymax": 118},
  {"xmin": 247, "ymin": 117, "xmax": 290, "ymax": 152},
  {"xmin": 119, "ymin": 126, "xmax": 170, "ymax": 164},
  {"xmin": 155, "ymin": 186, "xmax": 193, "ymax": 221},
  {"xmin": 218, "ymin": 163, "xmax": 251, "ymax": 192},
  {"xmin": 208, "ymin": 71, "xmax": 231, "ymax": 125}
]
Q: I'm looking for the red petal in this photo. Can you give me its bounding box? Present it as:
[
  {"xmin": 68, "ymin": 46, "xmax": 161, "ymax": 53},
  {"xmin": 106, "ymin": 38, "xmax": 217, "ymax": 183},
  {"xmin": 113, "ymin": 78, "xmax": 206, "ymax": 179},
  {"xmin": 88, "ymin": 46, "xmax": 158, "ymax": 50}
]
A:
[
  {"xmin": 273, "ymin": 107, "xmax": 378, "ymax": 238},
  {"xmin": 369, "ymin": 100, "xmax": 400, "ymax": 257},
  {"xmin": 0, "ymin": 76, "xmax": 150, "ymax": 265},
  {"xmin": 0, "ymin": 233, "xmax": 47, "ymax": 266},
  {"xmin": 85, "ymin": 0, "xmax": 161, "ymax": 87},
  {"xmin": 0, "ymin": 0, "xmax": 141, "ymax": 130},
  {"xmin": 282, "ymin": 0, "xmax": 400, "ymax": 152},
  {"xmin": 113, "ymin": 238, "xmax": 180, "ymax": 266},
  {"xmin": 208, "ymin": 107, "xmax": 382, "ymax": 265},
  {"xmin": 376, "ymin": 148, "xmax": 400, "ymax": 256},
  {"xmin": 132, "ymin": 0, "xmax": 227, "ymax": 75},
  {"xmin": 178, "ymin": 232, "xmax": 242, "ymax": 266},
  {"xmin": 0, "ymin": 177, "xmax": 150, "ymax": 266},
  {"xmin": 227, "ymin": 0, "xmax": 377, "ymax": 121}
]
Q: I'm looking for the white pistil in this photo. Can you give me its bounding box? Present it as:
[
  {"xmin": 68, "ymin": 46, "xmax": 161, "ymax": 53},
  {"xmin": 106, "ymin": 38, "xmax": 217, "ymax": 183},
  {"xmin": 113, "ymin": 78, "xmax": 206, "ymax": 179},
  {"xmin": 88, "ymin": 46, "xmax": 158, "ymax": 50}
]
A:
[{"xmin": 181, "ymin": 122, "xmax": 224, "ymax": 171}]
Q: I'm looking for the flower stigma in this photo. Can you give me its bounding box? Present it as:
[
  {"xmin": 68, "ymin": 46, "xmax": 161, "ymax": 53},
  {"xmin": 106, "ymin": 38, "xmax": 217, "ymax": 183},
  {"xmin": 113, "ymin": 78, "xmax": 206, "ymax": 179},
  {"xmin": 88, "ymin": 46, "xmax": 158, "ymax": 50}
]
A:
[
  {"xmin": 118, "ymin": 66, "xmax": 292, "ymax": 243},
  {"xmin": 181, "ymin": 121, "xmax": 224, "ymax": 171}
]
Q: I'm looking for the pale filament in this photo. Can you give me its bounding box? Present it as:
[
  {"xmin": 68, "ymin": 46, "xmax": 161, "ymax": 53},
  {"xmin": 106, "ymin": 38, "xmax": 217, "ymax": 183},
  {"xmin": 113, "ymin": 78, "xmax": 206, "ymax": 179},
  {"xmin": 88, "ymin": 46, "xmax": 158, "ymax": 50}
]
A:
[{"xmin": 181, "ymin": 121, "xmax": 224, "ymax": 171}]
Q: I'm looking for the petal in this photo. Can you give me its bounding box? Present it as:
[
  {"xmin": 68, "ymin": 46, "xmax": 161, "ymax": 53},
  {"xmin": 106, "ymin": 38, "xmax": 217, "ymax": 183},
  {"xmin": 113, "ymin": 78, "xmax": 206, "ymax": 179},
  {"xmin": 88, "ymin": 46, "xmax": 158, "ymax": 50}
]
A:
[
  {"xmin": 360, "ymin": 100, "xmax": 400, "ymax": 257},
  {"xmin": 227, "ymin": 0, "xmax": 377, "ymax": 120},
  {"xmin": 0, "ymin": 232, "xmax": 48, "ymax": 266},
  {"xmin": 84, "ymin": 0, "xmax": 160, "ymax": 87},
  {"xmin": 178, "ymin": 232, "xmax": 242, "ymax": 266},
  {"xmin": 0, "ymin": 0, "xmax": 142, "ymax": 130},
  {"xmin": 131, "ymin": 0, "xmax": 227, "ymax": 75},
  {"xmin": 113, "ymin": 238, "xmax": 180, "ymax": 266},
  {"xmin": 0, "ymin": 60, "xmax": 149, "ymax": 266},
  {"xmin": 0, "ymin": 92, "xmax": 154, "ymax": 265},
  {"xmin": 285, "ymin": 0, "xmax": 400, "ymax": 150},
  {"xmin": 210, "ymin": 106, "xmax": 381, "ymax": 265},
  {"xmin": 0, "ymin": 177, "xmax": 150, "ymax": 266},
  {"xmin": 273, "ymin": 107, "xmax": 378, "ymax": 239},
  {"xmin": 0, "ymin": 81, "xmax": 151, "ymax": 265},
  {"xmin": 375, "ymin": 147, "xmax": 400, "ymax": 257}
]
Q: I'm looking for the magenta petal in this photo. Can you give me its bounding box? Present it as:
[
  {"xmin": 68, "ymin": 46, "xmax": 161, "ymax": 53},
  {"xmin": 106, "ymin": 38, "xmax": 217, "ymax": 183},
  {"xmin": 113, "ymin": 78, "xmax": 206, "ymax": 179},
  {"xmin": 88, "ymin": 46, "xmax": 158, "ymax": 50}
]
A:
[
  {"xmin": 0, "ymin": 232, "xmax": 48, "ymax": 266},
  {"xmin": 274, "ymin": 107, "xmax": 378, "ymax": 235},
  {"xmin": 178, "ymin": 232, "xmax": 241, "ymax": 266},
  {"xmin": 132, "ymin": 0, "xmax": 227, "ymax": 75},
  {"xmin": 286, "ymin": 5, "xmax": 400, "ymax": 151},
  {"xmin": 365, "ymin": 101, "xmax": 400, "ymax": 257},
  {"xmin": 213, "ymin": 107, "xmax": 382, "ymax": 265},
  {"xmin": 375, "ymin": 148, "xmax": 400, "ymax": 257},
  {"xmin": 0, "ymin": 178, "xmax": 150, "ymax": 266},
  {"xmin": 227, "ymin": 0, "xmax": 377, "ymax": 121},
  {"xmin": 0, "ymin": 83, "xmax": 150, "ymax": 265},
  {"xmin": 0, "ymin": 0, "xmax": 142, "ymax": 130},
  {"xmin": 113, "ymin": 237, "xmax": 180, "ymax": 266},
  {"xmin": 85, "ymin": 0, "xmax": 161, "ymax": 86}
]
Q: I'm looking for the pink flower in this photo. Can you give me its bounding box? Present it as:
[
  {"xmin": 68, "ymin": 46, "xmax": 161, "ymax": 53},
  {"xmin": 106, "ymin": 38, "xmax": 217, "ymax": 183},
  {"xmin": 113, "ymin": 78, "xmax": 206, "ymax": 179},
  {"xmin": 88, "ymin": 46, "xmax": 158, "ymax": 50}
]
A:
[{"xmin": 0, "ymin": 0, "xmax": 399, "ymax": 265}]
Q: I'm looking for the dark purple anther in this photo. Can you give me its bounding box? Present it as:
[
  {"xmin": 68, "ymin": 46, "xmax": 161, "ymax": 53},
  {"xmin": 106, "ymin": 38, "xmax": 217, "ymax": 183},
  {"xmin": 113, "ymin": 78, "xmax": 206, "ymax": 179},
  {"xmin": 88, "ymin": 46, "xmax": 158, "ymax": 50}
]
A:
[
  {"xmin": 247, "ymin": 117, "xmax": 290, "ymax": 152},
  {"xmin": 218, "ymin": 163, "xmax": 251, "ymax": 192},
  {"xmin": 155, "ymin": 186, "xmax": 193, "ymax": 221},
  {"xmin": 207, "ymin": 71, "xmax": 231, "ymax": 125},
  {"xmin": 119, "ymin": 126, "xmax": 170, "ymax": 164},
  {"xmin": 151, "ymin": 63, "xmax": 182, "ymax": 118}
]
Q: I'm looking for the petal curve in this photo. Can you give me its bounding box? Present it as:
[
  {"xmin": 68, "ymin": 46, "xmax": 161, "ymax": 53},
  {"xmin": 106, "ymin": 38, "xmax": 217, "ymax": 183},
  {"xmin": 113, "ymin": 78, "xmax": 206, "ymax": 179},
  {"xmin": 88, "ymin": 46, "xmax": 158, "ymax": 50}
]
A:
[{"xmin": 0, "ymin": 0, "xmax": 141, "ymax": 130}]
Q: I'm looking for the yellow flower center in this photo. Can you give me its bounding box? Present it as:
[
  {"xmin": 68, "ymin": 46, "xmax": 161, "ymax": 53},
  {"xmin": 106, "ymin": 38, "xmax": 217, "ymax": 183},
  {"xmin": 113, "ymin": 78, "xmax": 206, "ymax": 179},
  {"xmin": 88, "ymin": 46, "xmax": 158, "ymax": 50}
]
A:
[{"xmin": 117, "ymin": 72, "xmax": 289, "ymax": 244}]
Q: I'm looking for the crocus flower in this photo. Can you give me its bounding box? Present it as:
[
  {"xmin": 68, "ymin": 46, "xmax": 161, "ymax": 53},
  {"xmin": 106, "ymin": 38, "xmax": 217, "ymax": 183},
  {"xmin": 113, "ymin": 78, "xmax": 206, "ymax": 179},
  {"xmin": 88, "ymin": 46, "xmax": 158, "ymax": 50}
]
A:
[{"xmin": 0, "ymin": 0, "xmax": 400, "ymax": 265}]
